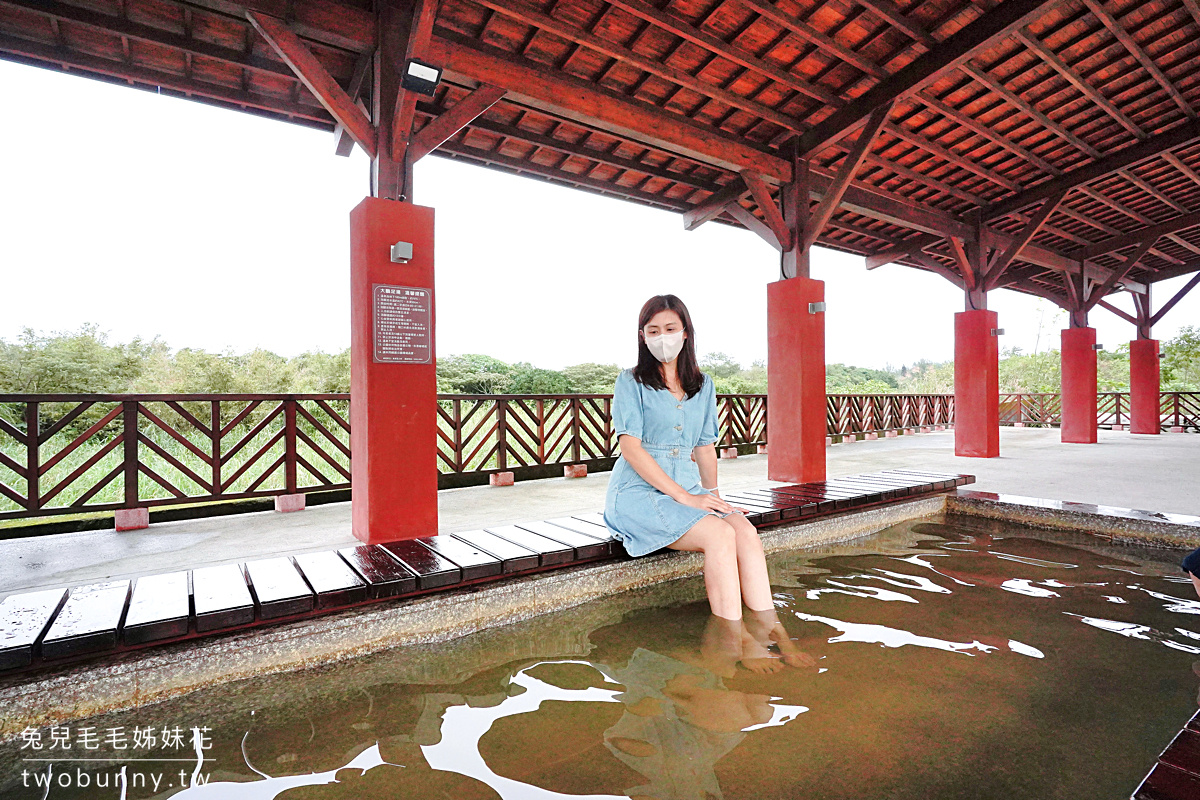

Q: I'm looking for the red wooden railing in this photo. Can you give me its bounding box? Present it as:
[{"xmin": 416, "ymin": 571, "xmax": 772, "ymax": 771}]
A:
[{"xmin": 0, "ymin": 391, "xmax": 1195, "ymax": 520}]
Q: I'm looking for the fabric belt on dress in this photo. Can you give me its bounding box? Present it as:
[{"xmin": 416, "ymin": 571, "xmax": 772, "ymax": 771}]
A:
[{"xmin": 637, "ymin": 442, "xmax": 687, "ymax": 458}]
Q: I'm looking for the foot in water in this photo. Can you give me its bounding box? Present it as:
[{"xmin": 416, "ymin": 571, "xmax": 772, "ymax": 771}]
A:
[{"xmin": 745, "ymin": 609, "xmax": 817, "ymax": 669}]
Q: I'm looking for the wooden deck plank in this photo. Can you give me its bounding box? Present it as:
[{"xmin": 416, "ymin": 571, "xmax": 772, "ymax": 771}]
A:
[
  {"xmin": 337, "ymin": 545, "xmax": 418, "ymax": 598},
  {"xmin": 192, "ymin": 563, "xmax": 255, "ymax": 632},
  {"xmin": 0, "ymin": 588, "xmax": 67, "ymax": 670},
  {"xmin": 417, "ymin": 534, "xmax": 503, "ymax": 580},
  {"xmin": 514, "ymin": 520, "xmax": 610, "ymax": 559},
  {"xmin": 124, "ymin": 572, "xmax": 190, "ymax": 644},
  {"xmin": 483, "ymin": 525, "xmax": 574, "ymax": 566},
  {"xmin": 293, "ymin": 551, "xmax": 368, "ymax": 608},
  {"xmin": 381, "ymin": 540, "xmax": 462, "ymax": 589},
  {"xmin": 543, "ymin": 516, "xmax": 618, "ymax": 555},
  {"xmin": 245, "ymin": 556, "xmax": 316, "ymax": 619},
  {"xmin": 1135, "ymin": 762, "xmax": 1200, "ymax": 800},
  {"xmin": 41, "ymin": 580, "xmax": 130, "ymax": 659},
  {"xmin": 450, "ymin": 530, "xmax": 541, "ymax": 572}
]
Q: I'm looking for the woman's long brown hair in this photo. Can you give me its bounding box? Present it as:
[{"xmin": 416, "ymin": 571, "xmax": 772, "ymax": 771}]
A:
[{"xmin": 632, "ymin": 294, "xmax": 704, "ymax": 399}]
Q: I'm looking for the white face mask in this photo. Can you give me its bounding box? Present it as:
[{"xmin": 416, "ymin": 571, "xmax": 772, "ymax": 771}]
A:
[{"xmin": 644, "ymin": 329, "xmax": 685, "ymax": 363}]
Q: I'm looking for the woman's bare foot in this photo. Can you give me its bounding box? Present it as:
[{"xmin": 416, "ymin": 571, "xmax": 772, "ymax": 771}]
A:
[
  {"xmin": 697, "ymin": 614, "xmax": 743, "ymax": 678},
  {"xmin": 747, "ymin": 609, "xmax": 817, "ymax": 669},
  {"xmin": 738, "ymin": 619, "xmax": 784, "ymax": 674}
]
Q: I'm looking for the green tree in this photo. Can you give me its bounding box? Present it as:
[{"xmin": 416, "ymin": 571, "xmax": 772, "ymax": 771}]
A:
[
  {"xmin": 700, "ymin": 352, "xmax": 742, "ymax": 379},
  {"xmin": 1163, "ymin": 326, "xmax": 1200, "ymax": 390},
  {"xmin": 506, "ymin": 365, "xmax": 572, "ymax": 394},
  {"xmin": 561, "ymin": 362, "xmax": 622, "ymax": 393},
  {"xmin": 436, "ymin": 354, "xmax": 512, "ymax": 394}
]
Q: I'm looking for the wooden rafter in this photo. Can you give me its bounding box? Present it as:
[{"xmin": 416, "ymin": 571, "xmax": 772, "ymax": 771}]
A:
[
  {"xmin": 1077, "ymin": 208, "xmax": 1200, "ymax": 260},
  {"xmin": 1080, "ymin": 0, "xmax": 1195, "ymax": 119},
  {"xmin": 409, "ymin": 84, "xmax": 506, "ymax": 162},
  {"xmin": 793, "ymin": 0, "xmax": 1059, "ymax": 157},
  {"xmin": 684, "ymin": 178, "xmax": 749, "ymax": 231},
  {"xmin": 334, "ymin": 49, "xmax": 374, "ymax": 157},
  {"xmin": 1084, "ymin": 235, "xmax": 1157, "ymax": 311},
  {"xmin": 1150, "ymin": 270, "xmax": 1200, "ymax": 325},
  {"xmin": 390, "ymin": 0, "xmax": 439, "ymax": 164},
  {"xmin": 742, "ymin": 172, "xmax": 790, "ymax": 251},
  {"xmin": 983, "ymin": 190, "xmax": 1068, "ymax": 290},
  {"xmin": 804, "ymin": 102, "xmax": 893, "ymax": 250},
  {"xmin": 245, "ymin": 12, "xmax": 376, "ymax": 157},
  {"xmin": 985, "ymin": 117, "xmax": 1200, "ymax": 219}
]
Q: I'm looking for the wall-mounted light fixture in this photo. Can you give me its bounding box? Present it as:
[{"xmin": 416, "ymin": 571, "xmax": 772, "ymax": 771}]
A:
[
  {"xmin": 808, "ymin": 302, "xmax": 826, "ymax": 314},
  {"xmin": 1093, "ymin": 343, "xmax": 1104, "ymax": 351},
  {"xmin": 402, "ymin": 59, "xmax": 442, "ymax": 96},
  {"xmin": 991, "ymin": 328, "xmax": 1005, "ymax": 336},
  {"xmin": 390, "ymin": 241, "xmax": 413, "ymax": 264}
]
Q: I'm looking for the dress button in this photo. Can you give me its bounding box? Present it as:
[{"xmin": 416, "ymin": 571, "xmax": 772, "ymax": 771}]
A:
[
  {"xmin": 674, "ymin": 424, "xmax": 682, "ymax": 431},
  {"xmin": 671, "ymin": 447, "xmax": 679, "ymax": 456},
  {"xmin": 676, "ymin": 404, "xmax": 683, "ymax": 409}
]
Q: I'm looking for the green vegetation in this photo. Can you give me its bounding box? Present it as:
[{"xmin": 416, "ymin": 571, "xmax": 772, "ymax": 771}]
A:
[{"xmin": 2, "ymin": 323, "xmax": 1199, "ymax": 397}]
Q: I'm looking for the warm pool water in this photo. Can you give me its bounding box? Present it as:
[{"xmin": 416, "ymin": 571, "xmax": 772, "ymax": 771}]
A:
[{"xmin": 4, "ymin": 516, "xmax": 1200, "ymax": 799}]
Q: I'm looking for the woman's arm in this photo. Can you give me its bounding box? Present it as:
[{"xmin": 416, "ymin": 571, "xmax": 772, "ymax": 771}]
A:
[
  {"xmin": 619, "ymin": 434, "xmax": 731, "ymax": 512},
  {"xmin": 694, "ymin": 442, "xmax": 719, "ymax": 491}
]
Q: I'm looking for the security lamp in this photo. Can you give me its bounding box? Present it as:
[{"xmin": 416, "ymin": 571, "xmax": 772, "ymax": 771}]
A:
[{"xmin": 401, "ymin": 59, "xmax": 442, "ymax": 96}]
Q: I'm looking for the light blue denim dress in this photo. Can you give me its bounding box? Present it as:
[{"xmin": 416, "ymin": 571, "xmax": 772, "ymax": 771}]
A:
[{"xmin": 603, "ymin": 368, "xmax": 727, "ymax": 556}]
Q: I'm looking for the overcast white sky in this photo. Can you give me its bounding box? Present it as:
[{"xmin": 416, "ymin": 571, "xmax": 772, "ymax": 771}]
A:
[{"xmin": 2, "ymin": 60, "xmax": 1197, "ymax": 371}]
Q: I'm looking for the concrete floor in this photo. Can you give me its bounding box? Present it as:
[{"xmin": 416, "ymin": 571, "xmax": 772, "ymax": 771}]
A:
[{"xmin": 1, "ymin": 427, "xmax": 1195, "ymax": 598}]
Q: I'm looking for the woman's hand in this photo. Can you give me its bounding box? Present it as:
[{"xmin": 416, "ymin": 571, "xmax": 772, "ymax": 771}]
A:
[{"xmin": 677, "ymin": 491, "xmax": 735, "ymax": 514}]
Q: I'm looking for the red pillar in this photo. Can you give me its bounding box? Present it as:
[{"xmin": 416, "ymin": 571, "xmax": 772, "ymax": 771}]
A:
[
  {"xmin": 350, "ymin": 197, "xmax": 438, "ymax": 543},
  {"xmin": 1129, "ymin": 338, "xmax": 1161, "ymax": 434},
  {"xmin": 953, "ymin": 310, "xmax": 999, "ymax": 457},
  {"xmin": 1060, "ymin": 326, "xmax": 1098, "ymax": 444},
  {"xmin": 767, "ymin": 277, "xmax": 826, "ymax": 483}
]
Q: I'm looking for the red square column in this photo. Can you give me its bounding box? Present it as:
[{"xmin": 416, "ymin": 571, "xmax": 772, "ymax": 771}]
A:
[
  {"xmin": 766, "ymin": 277, "xmax": 826, "ymax": 483},
  {"xmin": 1129, "ymin": 338, "xmax": 1161, "ymax": 435},
  {"xmin": 954, "ymin": 310, "xmax": 999, "ymax": 458},
  {"xmin": 350, "ymin": 197, "xmax": 438, "ymax": 543},
  {"xmin": 1060, "ymin": 326, "xmax": 1098, "ymax": 444}
]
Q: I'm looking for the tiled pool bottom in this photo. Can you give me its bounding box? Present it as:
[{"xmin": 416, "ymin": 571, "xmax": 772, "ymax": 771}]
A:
[{"xmin": 3, "ymin": 517, "xmax": 1199, "ymax": 799}]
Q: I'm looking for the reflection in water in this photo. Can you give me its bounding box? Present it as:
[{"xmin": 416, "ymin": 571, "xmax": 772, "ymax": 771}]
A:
[{"xmin": 6, "ymin": 519, "xmax": 1200, "ymax": 800}]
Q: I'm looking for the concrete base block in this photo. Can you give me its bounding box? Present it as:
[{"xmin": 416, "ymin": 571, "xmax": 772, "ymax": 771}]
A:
[
  {"xmin": 1111, "ymin": 424, "xmax": 1124, "ymax": 431},
  {"xmin": 756, "ymin": 444, "xmax": 768, "ymax": 455},
  {"xmin": 719, "ymin": 447, "xmax": 738, "ymax": 459},
  {"xmin": 885, "ymin": 430, "xmax": 898, "ymax": 438},
  {"xmin": 934, "ymin": 424, "xmax": 946, "ymax": 431},
  {"xmin": 825, "ymin": 437, "xmax": 833, "ymax": 447},
  {"xmin": 1170, "ymin": 426, "xmax": 1185, "ymax": 433},
  {"xmin": 920, "ymin": 427, "xmax": 931, "ymax": 434},
  {"xmin": 563, "ymin": 464, "xmax": 587, "ymax": 479},
  {"xmin": 864, "ymin": 432, "xmax": 879, "ymax": 440},
  {"xmin": 114, "ymin": 508, "xmax": 149, "ymax": 531},
  {"xmin": 1014, "ymin": 422, "xmax": 1026, "ymax": 428},
  {"xmin": 843, "ymin": 435, "xmax": 857, "ymax": 443},
  {"xmin": 490, "ymin": 471, "xmax": 515, "ymax": 486},
  {"xmin": 274, "ymin": 494, "xmax": 306, "ymax": 513}
]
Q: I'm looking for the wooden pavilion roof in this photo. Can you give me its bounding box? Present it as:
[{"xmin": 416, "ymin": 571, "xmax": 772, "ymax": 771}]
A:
[{"xmin": 5, "ymin": 0, "xmax": 1200, "ymax": 309}]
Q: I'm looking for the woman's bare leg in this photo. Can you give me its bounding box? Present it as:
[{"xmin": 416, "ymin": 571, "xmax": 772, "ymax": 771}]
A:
[
  {"xmin": 727, "ymin": 513, "xmax": 773, "ymax": 612},
  {"xmin": 669, "ymin": 516, "xmax": 741, "ymax": 620}
]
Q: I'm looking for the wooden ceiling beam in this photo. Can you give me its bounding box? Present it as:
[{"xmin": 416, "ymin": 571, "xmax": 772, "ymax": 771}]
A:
[
  {"xmin": 806, "ymin": 102, "xmax": 893, "ymax": 250},
  {"xmin": 1013, "ymin": 27, "xmax": 1144, "ymax": 139},
  {"xmin": 793, "ymin": 0, "xmax": 1060, "ymax": 157},
  {"xmin": 334, "ymin": 49, "xmax": 373, "ymax": 156},
  {"xmin": 0, "ymin": 29, "xmax": 330, "ymax": 122},
  {"xmin": 983, "ymin": 190, "xmax": 1067, "ymax": 290},
  {"xmin": 1149, "ymin": 269, "xmax": 1200, "ymax": 324},
  {"xmin": 1084, "ymin": 234, "xmax": 1156, "ymax": 310},
  {"xmin": 390, "ymin": 0, "xmax": 438, "ymax": 166},
  {"xmin": 409, "ymin": 84, "xmax": 506, "ymax": 162},
  {"xmin": 1164, "ymin": 152, "xmax": 1200, "ymax": 188},
  {"xmin": 0, "ymin": 0, "xmax": 296, "ymax": 78},
  {"xmin": 469, "ymin": 0, "xmax": 807, "ymax": 134},
  {"xmin": 735, "ymin": 0, "xmax": 887, "ymax": 79},
  {"xmin": 724, "ymin": 202, "xmax": 784, "ymax": 251},
  {"xmin": 1080, "ymin": 0, "xmax": 1195, "ymax": 119},
  {"xmin": 428, "ymin": 32, "xmax": 792, "ymax": 181},
  {"xmin": 246, "ymin": 12, "xmax": 376, "ymax": 157},
  {"xmin": 1076, "ymin": 208, "xmax": 1200, "ymax": 259},
  {"xmin": 742, "ymin": 171, "xmax": 791, "ymax": 250},
  {"xmin": 684, "ymin": 177, "xmax": 749, "ymax": 230},
  {"xmin": 1097, "ymin": 298, "xmax": 1138, "ymax": 325},
  {"xmin": 604, "ymin": 0, "xmax": 840, "ymax": 106},
  {"xmin": 984, "ymin": 117, "xmax": 1200, "ymax": 219}
]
